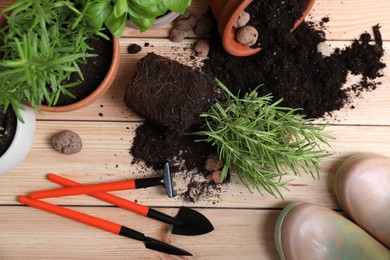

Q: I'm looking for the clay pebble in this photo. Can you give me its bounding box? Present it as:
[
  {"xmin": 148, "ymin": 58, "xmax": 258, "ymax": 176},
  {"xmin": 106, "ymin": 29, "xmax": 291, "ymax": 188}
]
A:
[
  {"xmin": 52, "ymin": 130, "xmax": 83, "ymax": 154},
  {"xmin": 236, "ymin": 26, "xmax": 258, "ymax": 46},
  {"xmin": 170, "ymin": 28, "xmax": 187, "ymax": 43},
  {"xmin": 193, "ymin": 16, "xmax": 213, "ymax": 37},
  {"xmin": 234, "ymin": 11, "xmax": 250, "ymax": 29},
  {"xmin": 193, "ymin": 39, "xmax": 210, "ymax": 57}
]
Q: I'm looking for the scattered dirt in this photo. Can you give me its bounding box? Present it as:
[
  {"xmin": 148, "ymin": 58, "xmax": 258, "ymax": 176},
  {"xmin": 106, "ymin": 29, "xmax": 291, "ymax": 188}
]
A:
[
  {"xmin": 203, "ymin": 21, "xmax": 385, "ymax": 118},
  {"xmin": 131, "ymin": 122, "xmax": 216, "ymax": 173},
  {"xmin": 0, "ymin": 107, "xmax": 17, "ymax": 157}
]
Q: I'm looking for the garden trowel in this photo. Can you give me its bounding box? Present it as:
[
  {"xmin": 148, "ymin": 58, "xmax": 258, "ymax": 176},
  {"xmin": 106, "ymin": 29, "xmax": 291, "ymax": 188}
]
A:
[{"xmin": 43, "ymin": 173, "xmax": 214, "ymax": 236}]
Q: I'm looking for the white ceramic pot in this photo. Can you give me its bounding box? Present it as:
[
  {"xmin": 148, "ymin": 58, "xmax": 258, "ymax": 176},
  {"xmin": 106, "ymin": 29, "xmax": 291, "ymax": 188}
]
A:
[
  {"xmin": 0, "ymin": 105, "xmax": 36, "ymax": 175},
  {"xmin": 127, "ymin": 12, "xmax": 180, "ymax": 30}
]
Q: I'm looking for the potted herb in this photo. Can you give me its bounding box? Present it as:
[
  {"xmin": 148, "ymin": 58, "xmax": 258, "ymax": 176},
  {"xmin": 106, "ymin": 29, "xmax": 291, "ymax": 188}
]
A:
[
  {"xmin": 85, "ymin": 0, "xmax": 192, "ymax": 37},
  {"xmin": 196, "ymin": 80, "xmax": 332, "ymax": 198},
  {"xmin": 0, "ymin": 0, "xmax": 120, "ymax": 114},
  {"xmin": 0, "ymin": 104, "xmax": 36, "ymax": 175},
  {"xmin": 209, "ymin": 0, "xmax": 316, "ymax": 56}
]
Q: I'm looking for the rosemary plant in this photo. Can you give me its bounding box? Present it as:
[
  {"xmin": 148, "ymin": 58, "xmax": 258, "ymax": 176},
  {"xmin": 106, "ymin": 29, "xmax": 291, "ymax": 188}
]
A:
[
  {"xmin": 0, "ymin": 0, "xmax": 108, "ymax": 121},
  {"xmin": 196, "ymin": 80, "xmax": 333, "ymax": 198}
]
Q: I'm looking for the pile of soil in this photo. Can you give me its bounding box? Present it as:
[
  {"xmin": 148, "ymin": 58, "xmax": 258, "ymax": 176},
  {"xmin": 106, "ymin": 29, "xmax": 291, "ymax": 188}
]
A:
[
  {"xmin": 131, "ymin": 122, "xmax": 215, "ymax": 172},
  {"xmin": 124, "ymin": 53, "xmax": 219, "ymax": 134},
  {"xmin": 54, "ymin": 34, "xmax": 113, "ymax": 106},
  {"xmin": 0, "ymin": 107, "xmax": 17, "ymax": 157},
  {"xmin": 203, "ymin": 21, "xmax": 385, "ymax": 118}
]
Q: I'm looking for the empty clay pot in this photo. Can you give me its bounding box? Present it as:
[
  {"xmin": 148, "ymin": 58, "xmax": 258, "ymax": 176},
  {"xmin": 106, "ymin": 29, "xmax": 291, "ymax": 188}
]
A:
[{"xmin": 209, "ymin": 0, "xmax": 316, "ymax": 57}]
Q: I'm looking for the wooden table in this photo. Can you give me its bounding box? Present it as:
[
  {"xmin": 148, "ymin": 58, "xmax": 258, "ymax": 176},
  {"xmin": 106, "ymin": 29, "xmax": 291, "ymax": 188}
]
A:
[{"xmin": 1, "ymin": 0, "xmax": 389, "ymax": 259}]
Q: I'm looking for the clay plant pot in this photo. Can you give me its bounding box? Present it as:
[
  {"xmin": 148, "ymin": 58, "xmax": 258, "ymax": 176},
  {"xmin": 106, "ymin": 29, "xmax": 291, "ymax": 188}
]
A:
[
  {"xmin": 38, "ymin": 36, "xmax": 120, "ymax": 112},
  {"xmin": 210, "ymin": 0, "xmax": 316, "ymax": 57},
  {"xmin": 126, "ymin": 11, "xmax": 180, "ymax": 30},
  {"xmin": 0, "ymin": 105, "xmax": 36, "ymax": 175}
]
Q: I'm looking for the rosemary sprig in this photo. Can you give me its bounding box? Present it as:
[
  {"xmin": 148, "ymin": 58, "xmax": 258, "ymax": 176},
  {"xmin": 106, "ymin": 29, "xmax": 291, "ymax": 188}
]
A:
[{"xmin": 196, "ymin": 79, "xmax": 333, "ymax": 199}]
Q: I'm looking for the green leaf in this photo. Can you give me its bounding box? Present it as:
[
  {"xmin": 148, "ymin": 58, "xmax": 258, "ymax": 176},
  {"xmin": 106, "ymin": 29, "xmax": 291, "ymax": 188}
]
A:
[
  {"xmin": 85, "ymin": 0, "xmax": 112, "ymax": 29},
  {"xmin": 105, "ymin": 12, "xmax": 127, "ymax": 38},
  {"xmin": 130, "ymin": 16, "xmax": 155, "ymax": 32},
  {"xmin": 163, "ymin": 0, "xmax": 191, "ymax": 14},
  {"xmin": 114, "ymin": 0, "xmax": 128, "ymax": 18}
]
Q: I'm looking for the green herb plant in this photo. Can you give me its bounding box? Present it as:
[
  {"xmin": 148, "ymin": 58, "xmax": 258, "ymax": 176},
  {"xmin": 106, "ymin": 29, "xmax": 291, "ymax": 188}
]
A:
[
  {"xmin": 85, "ymin": 0, "xmax": 192, "ymax": 37},
  {"xmin": 196, "ymin": 80, "xmax": 333, "ymax": 199},
  {"xmin": 0, "ymin": 0, "xmax": 108, "ymax": 122}
]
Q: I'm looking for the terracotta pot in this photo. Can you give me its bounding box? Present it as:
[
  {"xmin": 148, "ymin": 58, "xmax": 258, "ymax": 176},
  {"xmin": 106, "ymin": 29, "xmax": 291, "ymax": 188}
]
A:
[
  {"xmin": 127, "ymin": 11, "xmax": 180, "ymax": 30},
  {"xmin": 39, "ymin": 36, "xmax": 120, "ymax": 112},
  {"xmin": 0, "ymin": 105, "xmax": 36, "ymax": 175},
  {"xmin": 210, "ymin": 0, "xmax": 316, "ymax": 57}
]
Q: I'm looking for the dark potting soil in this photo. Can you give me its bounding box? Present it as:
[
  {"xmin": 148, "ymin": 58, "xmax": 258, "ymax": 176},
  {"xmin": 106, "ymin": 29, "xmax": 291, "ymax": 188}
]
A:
[
  {"xmin": 246, "ymin": 0, "xmax": 308, "ymax": 49},
  {"xmin": 127, "ymin": 44, "xmax": 142, "ymax": 54},
  {"xmin": 0, "ymin": 107, "xmax": 17, "ymax": 157},
  {"xmin": 124, "ymin": 53, "xmax": 219, "ymax": 134},
  {"xmin": 203, "ymin": 21, "xmax": 385, "ymax": 118},
  {"xmin": 54, "ymin": 34, "xmax": 113, "ymax": 106},
  {"xmin": 131, "ymin": 121, "xmax": 216, "ymax": 172}
]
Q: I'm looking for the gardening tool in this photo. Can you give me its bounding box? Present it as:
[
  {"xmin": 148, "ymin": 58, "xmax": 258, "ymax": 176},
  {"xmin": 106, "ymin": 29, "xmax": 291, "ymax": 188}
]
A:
[
  {"xmin": 29, "ymin": 162, "xmax": 175, "ymax": 199},
  {"xmin": 18, "ymin": 196, "xmax": 192, "ymax": 256},
  {"xmin": 46, "ymin": 173, "xmax": 214, "ymax": 236}
]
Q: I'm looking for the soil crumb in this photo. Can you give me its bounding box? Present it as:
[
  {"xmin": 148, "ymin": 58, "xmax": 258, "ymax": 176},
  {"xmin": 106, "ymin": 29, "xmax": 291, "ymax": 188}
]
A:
[{"xmin": 127, "ymin": 44, "xmax": 142, "ymax": 54}]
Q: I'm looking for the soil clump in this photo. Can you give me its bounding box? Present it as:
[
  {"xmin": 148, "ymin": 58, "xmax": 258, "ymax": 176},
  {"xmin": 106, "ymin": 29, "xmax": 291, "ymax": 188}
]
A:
[{"xmin": 124, "ymin": 53, "xmax": 219, "ymax": 134}]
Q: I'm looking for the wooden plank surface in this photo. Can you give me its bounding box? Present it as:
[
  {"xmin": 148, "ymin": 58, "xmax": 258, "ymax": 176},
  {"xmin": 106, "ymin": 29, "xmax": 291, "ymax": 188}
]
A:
[
  {"xmin": 0, "ymin": 206, "xmax": 279, "ymax": 259},
  {"xmin": 2, "ymin": 122, "xmax": 390, "ymax": 209},
  {"xmin": 1, "ymin": 0, "xmax": 390, "ymax": 259}
]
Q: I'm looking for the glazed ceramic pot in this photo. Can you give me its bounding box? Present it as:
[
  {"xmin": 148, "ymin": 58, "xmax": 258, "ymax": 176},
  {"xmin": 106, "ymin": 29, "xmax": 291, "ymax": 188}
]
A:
[
  {"xmin": 38, "ymin": 36, "xmax": 120, "ymax": 112},
  {"xmin": 0, "ymin": 105, "xmax": 36, "ymax": 175},
  {"xmin": 127, "ymin": 12, "xmax": 180, "ymax": 30},
  {"xmin": 209, "ymin": 0, "xmax": 316, "ymax": 57}
]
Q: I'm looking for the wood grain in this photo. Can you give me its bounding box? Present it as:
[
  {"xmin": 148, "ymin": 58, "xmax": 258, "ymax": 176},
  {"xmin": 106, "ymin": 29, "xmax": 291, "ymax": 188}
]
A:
[
  {"xmin": 2, "ymin": 122, "xmax": 390, "ymax": 210},
  {"xmin": 0, "ymin": 206, "xmax": 279, "ymax": 260},
  {"xmin": 1, "ymin": 0, "xmax": 390, "ymax": 259}
]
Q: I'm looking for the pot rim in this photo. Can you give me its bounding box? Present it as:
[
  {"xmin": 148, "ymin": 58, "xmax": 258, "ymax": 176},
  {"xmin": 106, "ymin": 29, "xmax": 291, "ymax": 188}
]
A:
[
  {"xmin": 211, "ymin": 0, "xmax": 316, "ymax": 57},
  {"xmin": 0, "ymin": 105, "xmax": 36, "ymax": 175},
  {"xmin": 38, "ymin": 35, "xmax": 120, "ymax": 112}
]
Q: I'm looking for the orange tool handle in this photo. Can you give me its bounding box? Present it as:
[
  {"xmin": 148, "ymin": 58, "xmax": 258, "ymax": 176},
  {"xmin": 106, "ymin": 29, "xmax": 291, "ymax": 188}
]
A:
[
  {"xmin": 47, "ymin": 173, "xmax": 149, "ymax": 216},
  {"xmin": 29, "ymin": 179, "xmax": 136, "ymax": 199},
  {"xmin": 18, "ymin": 195, "xmax": 121, "ymax": 234}
]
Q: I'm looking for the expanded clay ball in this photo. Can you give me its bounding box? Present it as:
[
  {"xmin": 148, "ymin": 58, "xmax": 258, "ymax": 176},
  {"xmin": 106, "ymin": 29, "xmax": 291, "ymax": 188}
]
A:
[
  {"xmin": 176, "ymin": 15, "xmax": 198, "ymax": 31},
  {"xmin": 170, "ymin": 28, "xmax": 186, "ymax": 43},
  {"xmin": 193, "ymin": 16, "xmax": 213, "ymax": 37},
  {"xmin": 193, "ymin": 39, "xmax": 210, "ymax": 57},
  {"xmin": 233, "ymin": 11, "xmax": 250, "ymax": 29},
  {"xmin": 205, "ymin": 153, "xmax": 224, "ymax": 172},
  {"xmin": 52, "ymin": 130, "xmax": 82, "ymax": 154},
  {"xmin": 236, "ymin": 26, "xmax": 258, "ymax": 47}
]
